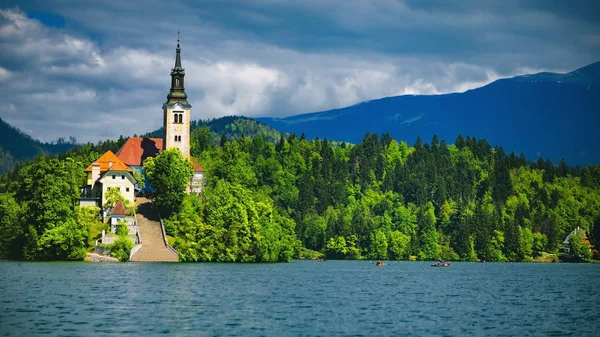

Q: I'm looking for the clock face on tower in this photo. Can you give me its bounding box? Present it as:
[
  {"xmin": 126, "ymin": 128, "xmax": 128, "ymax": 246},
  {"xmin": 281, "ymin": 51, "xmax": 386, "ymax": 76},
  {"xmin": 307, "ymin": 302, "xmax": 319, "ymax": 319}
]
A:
[{"xmin": 175, "ymin": 125, "xmax": 181, "ymax": 132}]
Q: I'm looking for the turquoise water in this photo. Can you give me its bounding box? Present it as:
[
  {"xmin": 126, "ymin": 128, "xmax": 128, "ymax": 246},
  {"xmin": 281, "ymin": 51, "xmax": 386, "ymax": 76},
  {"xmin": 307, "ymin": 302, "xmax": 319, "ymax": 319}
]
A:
[{"xmin": 1, "ymin": 261, "xmax": 599, "ymax": 336}]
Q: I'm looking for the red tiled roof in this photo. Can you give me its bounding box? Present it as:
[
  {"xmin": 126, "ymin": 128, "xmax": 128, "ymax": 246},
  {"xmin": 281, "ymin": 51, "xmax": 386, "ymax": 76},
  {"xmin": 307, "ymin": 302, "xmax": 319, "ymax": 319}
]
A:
[
  {"xmin": 190, "ymin": 156, "xmax": 204, "ymax": 172},
  {"xmin": 115, "ymin": 137, "xmax": 203, "ymax": 172},
  {"xmin": 85, "ymin": 150, "xmax": 132, "ymax": 172},
  {"xmin": 112, "ymin": 200, "xmax": 127, "ymax": 216},
  {"xmin": 116, "ymin": 137, "xmax": 163, "ymax": 166}
]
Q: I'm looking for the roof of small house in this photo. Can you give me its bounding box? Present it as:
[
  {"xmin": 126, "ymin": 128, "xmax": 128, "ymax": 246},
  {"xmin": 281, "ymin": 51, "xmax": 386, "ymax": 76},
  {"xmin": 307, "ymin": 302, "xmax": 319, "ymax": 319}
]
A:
[
  {"xmin": 85, "ymin": 150, "xmax": 132, "ymax": 173},
  {"xmin": 112, "ymin": 200, "xmax": 127, "ymax": 216},
  {"xmin": 116, "ymin": 137, "xmax": 163, "ymax": 166},
  {"xmin": 564, "ymin": 227, "xmax": 588, "ymax": 244}
]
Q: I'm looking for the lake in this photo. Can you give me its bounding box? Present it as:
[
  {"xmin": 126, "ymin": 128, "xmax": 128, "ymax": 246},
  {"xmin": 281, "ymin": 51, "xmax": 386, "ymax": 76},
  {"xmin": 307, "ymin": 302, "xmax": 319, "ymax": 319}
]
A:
[{"xmin": 0, "ymin": 261, "xmax": 598, "ymax": 336}]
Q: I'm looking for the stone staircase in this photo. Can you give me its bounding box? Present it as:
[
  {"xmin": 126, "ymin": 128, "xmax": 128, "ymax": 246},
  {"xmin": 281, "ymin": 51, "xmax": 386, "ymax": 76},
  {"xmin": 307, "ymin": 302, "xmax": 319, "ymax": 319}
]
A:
[{"xmin": 130, "ymin": 197, "xmax": 179, "ymax": 262}]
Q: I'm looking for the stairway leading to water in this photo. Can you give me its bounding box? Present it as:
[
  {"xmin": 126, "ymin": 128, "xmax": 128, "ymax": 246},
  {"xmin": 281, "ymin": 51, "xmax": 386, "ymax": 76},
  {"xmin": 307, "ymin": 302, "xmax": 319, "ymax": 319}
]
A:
[{"xmin": 130, "ymin": 197, "xmax": 179, "ymax": 262}]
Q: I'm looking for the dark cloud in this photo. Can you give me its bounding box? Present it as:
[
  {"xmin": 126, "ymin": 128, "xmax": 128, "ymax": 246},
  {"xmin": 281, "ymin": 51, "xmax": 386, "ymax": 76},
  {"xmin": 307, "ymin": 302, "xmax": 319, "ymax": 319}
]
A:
[{"xmin": 0, "ymin": 1, "xmax": 598, "ymax": 142}]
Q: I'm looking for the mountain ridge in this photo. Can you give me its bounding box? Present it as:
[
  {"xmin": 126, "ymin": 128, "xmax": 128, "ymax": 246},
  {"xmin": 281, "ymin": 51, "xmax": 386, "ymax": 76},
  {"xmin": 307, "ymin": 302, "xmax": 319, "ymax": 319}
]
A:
[{"xmin": 256, "ymin": 61, "xmax": 600, "ymax": 165}]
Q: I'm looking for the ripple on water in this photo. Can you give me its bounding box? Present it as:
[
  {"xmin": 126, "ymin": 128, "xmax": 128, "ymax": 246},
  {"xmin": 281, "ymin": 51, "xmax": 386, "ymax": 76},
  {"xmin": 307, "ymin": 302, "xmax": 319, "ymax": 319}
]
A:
[{"xmin": 0, "ymin": 261, "xmax": 599, "ymax": 336}]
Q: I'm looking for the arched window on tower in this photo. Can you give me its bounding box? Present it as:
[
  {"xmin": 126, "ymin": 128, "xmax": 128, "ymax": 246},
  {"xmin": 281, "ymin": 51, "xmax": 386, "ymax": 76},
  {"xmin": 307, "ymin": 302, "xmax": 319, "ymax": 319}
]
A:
[
  {"xmin": 178, "ymin": 114, "xmax": 183, "ymax": 124},
  {"xmin": 176, "ymin": 78, "xmax": 180, "ymax": 87},
  {"xmin": 173, "ymin": 114, "xmax": 177, "ymax": 123}
]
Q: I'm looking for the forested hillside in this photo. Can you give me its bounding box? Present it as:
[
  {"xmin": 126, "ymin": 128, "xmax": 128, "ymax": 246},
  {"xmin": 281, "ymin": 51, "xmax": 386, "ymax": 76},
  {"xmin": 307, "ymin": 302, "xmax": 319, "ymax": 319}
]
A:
[
  {"xmin": 167, "ymin": 132, "xmax": 600, "ymax": 262},
  {"xmin": 144, "ymin": 116, "xmax": 283, "ymax": 146},
  {"xmin": 0, "ymin": 117, "xmax": 77, "ymax": 173},
  {"xmin": 1, "ymin": 116, "xmax": 599, "ymax": 262}
]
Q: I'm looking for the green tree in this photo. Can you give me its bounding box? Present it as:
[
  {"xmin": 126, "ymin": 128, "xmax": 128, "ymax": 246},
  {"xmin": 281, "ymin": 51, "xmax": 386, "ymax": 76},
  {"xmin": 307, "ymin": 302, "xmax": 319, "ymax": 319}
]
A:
[
  {"xmin": 143, "ymin": 148, "xmax": 194, "ymax": 217},
  {"xmin": 568, "ymin": 229, "xmax": 592, "ymax": 260},
  {"xmin": 388, "ymin": 230, "xmax": 410, "ymax": 260},
  {"xmin": 418, "ymin": 202, "xmax": 439, "ymax": 260},
  {"xmin": 111, "ymin": 236, "xmax": 134, "ymax": 262},
  {"xmin": 0, "ymin": 194, "xmax": 22, "ymax": 259},
  {"xmin": 369, "ymin": 230, "xmax": 388, "ymax": 259},
  {"xmin": 532, "ymin": 232, "xmax": 547, "ymax": 257}
]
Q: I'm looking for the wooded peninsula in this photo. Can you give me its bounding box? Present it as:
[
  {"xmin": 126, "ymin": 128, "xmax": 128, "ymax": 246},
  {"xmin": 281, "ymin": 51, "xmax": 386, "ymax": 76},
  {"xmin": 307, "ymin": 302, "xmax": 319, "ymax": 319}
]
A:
[{"xmin": 1, "ymin": 118, "xmax": 599, "ymax": 263}]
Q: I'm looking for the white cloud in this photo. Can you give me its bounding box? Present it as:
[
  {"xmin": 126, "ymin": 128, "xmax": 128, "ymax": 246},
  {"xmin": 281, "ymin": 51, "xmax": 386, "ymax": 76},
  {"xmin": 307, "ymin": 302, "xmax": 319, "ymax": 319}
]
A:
[
  {"xmin": 0, "ymin": 2, "xmax": 598, "ymax": 143},
  {"xmin": 0, "ymin": 66, "xmax": 10, "ymax": 81}
]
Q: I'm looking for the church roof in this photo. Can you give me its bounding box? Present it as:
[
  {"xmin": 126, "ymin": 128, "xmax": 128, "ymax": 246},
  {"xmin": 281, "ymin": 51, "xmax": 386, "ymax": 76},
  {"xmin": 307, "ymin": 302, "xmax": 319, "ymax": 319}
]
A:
[
  {"xmin": 116, "ymin": 137, "xmax": 163, "ymax": 166},
  {"xmin": 85, "ymin": 150, "xmax": 131, "ymax": 172},
  {"xmin": 116, "ymin": 137, "xmax": 204, "ymax": 172},
  {"xmin": 112, "ymin": 200, "xmax": 128, "ymax": 216}
]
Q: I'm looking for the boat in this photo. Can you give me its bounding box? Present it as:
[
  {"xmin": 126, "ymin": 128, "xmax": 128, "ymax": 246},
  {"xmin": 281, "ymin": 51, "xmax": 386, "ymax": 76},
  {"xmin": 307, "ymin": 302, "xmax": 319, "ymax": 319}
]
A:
[
  {"xmin": 376, "ymin": 261, "xmax": 384, "ymax": 266},
  {"xmin": 431, "ymin": 261, "xmax": 451, "ymax": 267}
]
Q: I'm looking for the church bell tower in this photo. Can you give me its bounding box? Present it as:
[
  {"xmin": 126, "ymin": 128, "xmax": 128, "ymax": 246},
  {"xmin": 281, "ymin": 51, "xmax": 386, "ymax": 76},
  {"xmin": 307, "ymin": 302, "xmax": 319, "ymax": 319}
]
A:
[{"xmin": 163, "ymin": 33, "xmax": 191, "ymax": 158}]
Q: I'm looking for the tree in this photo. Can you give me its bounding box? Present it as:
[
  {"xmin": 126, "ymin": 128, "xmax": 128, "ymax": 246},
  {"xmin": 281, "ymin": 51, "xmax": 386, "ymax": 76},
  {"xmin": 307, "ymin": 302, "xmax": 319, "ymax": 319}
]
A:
[
  {"xmin": 325, "ymin": 236, "xmax": 347, "ymax": 259},
  {"xmin": 0, "ymin": 194, "xmax": 22, "ymax": 259},
  {"xmin": 369, "ymin": 230, "xmax": 388, "ymax": 259},
  {"xmin": 143, "ymin": 148, "xmax": 194, "ymax": 217},
  {"xmin": 532, "ymin": 232, "xmax": 547, "ymax": 257},
  {"xmin": 388, "ymin": 230, "xmax": 410, "ymax": 260},
  {"xmin": 418, "ymin": 202, "xmax": 439, "ymax": 260},
  {"xmin": 568, "ymin": 229, "xmax": 592, "ymax": 260}
]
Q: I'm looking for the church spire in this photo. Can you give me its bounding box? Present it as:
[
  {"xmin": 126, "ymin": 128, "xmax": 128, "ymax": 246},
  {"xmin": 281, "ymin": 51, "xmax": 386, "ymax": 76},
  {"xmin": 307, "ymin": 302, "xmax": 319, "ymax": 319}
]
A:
[
  {"xmin": 167, "ymin": 32, "xmax": 187, "ymax": 102},
  {"xmin": 173, "ymin": 31, "xmax": 183, "ymax": 72}
]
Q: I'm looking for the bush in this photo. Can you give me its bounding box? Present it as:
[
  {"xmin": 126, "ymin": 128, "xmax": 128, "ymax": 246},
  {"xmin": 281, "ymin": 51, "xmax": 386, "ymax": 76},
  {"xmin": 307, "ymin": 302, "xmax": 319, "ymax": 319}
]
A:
[
  {"xmin": 110, "ymin": 236, "xmax": 134, "ymax": 262},
  {"xmin": 116, "ymin": 221, "xmax": 129, "ymax": 236}
]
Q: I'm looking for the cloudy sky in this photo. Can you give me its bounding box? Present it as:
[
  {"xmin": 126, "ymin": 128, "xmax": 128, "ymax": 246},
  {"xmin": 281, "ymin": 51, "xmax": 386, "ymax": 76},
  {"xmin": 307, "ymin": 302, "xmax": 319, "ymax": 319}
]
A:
[{"xmin": 0, "ymin": 0, "xmax": 599, "ymax": 143}]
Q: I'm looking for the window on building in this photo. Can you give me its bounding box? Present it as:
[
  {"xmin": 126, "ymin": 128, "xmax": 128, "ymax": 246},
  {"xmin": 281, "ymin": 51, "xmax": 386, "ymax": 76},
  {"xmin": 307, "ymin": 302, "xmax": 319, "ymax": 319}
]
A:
[
  {"xmin": 173, "ymin": 114, "xmax": 177, "ymax": 123},
  {"xmin": 179, "ymin": 114, "xmax": 183, "ymax": 123},
  {"xmin": 126, "ymin": 187, "xmax": 130, "ymax": 192},
  {"xmin": 121, "ymin": 175, "xmax": 125, "ymax": 179},
  {"xmin": 112, "ymin": 175, "xmax": 115, "ymax": 179},
  {"xmin": 176, "ymin": 78, "xmax": 180, "ymax": 86}
]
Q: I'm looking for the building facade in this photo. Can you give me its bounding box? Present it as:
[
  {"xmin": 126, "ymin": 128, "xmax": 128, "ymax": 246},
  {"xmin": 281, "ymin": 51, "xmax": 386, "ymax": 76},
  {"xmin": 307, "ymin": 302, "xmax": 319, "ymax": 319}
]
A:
[{"xmin": 163, "ymin": 35, "xmax": 191, "ymax": 158}]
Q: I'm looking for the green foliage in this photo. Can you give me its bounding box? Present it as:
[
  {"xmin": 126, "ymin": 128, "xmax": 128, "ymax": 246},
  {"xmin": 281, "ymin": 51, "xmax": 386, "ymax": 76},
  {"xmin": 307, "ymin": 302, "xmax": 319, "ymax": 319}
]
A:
[
  {"xmin": 110, "ymin": 236, "xmax": 134, "ymax": 262},
  {"xmin": 38, "ymin": 218, "xmax": 89, "ymax": 261},
  {"xmin": 116, "ymin": 221, "xmax": 129, "ymax": 236},
  {"xmin": 2, "ymin": 115, "xmax": 600, "ymax": 263},
  {"xmin": 568, "ymin": 229, "xmax": 592, "ymax": 260},
  {"xmin": 74, "ymin": 206, "xmax": 102, "ymax": 246},
  {"xmin": 0, "ymin": 194, "xmax": 23, "ymax": 259},
  {"xmin": 325, "ymin": 236, "xmax": 347, "ymax": 259},
  {"xmin": 132, "ymin": 168, "xmax": 145, "ymax": 190},
  {"xmin": 369, "ymin": 230, "xmax": 388, "ymax": 259},
  {"xmin": 532, "ymin": 232, "xmax": 548, "ymax": 257},
  {"xmin": 104, "ymin": 187, "xmax": 135, "ymax": 214},
  {"xmin": 143, "ymin": 148, "xmax": 194, "ymax": 217}
]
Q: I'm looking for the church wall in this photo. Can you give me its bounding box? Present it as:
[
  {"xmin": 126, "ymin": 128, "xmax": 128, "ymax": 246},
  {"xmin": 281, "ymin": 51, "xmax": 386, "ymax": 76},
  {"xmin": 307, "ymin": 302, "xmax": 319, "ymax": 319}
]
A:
[{"xmin": 164, "ymin": 106, "xmax": 190, "ymax": 158}]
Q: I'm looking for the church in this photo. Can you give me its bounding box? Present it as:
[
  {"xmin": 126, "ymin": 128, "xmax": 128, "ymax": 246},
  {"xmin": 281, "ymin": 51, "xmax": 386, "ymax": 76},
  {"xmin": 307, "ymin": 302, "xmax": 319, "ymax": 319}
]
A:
[{"xmin": 82, "ymin": 36, "xmax": 203, "ymax": 208}]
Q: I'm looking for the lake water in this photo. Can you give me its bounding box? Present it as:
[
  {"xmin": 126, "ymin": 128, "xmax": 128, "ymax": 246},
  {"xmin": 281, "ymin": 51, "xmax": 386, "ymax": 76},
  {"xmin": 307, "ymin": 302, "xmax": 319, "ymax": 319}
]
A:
[{"xmin": 0, "ymin": 261, "xmax": 599, "ymax": 336}]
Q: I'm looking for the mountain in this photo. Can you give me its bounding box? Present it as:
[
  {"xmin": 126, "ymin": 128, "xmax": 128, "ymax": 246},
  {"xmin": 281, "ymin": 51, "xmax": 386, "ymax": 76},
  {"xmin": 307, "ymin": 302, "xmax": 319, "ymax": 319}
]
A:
[
  {"xmin": 257, "ymin": 61, "xmax": 600, "ymax": 165},
  {"xmin": 144, "ymin": 116, "xmax": 283, "ymax": 144},
  {"xmin": 0, "ymin": 117, "xmax": 76, "ymax": 173}
]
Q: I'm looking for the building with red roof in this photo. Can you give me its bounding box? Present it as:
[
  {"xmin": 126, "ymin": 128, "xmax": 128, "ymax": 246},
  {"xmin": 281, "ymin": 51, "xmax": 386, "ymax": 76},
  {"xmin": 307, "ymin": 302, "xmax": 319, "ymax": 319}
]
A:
[
  {"xmin": 82, "ymin": 150, "xmax": 136, "ymax": 208},
  {"xmin": 82, "ymin": 37, "xmax": 205, "ymax": 205}
]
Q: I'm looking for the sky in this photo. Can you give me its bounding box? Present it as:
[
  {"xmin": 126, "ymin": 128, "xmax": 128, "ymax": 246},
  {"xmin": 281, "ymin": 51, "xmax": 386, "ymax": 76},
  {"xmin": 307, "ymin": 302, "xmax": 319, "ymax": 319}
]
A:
[{"xmin": 0, "ymin": 0, "xmax": 599, "ymax": 143}]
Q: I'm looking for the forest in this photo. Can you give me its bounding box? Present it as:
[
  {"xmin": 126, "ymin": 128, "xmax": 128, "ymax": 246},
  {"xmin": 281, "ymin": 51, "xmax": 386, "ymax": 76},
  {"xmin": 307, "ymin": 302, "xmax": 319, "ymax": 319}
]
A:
[{"xmin": 1, "ymin": 118, "xmax": 599, "ymax": 262}]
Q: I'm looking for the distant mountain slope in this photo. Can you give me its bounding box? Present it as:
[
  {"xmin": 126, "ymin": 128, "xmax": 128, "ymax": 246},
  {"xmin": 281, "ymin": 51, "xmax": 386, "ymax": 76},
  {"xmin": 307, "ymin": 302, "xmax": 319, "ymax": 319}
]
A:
[
  {"xmin": 257, "ymin": 61, "xmax": 600, "ymax": 165},
  {"xmin": 144, "ymin": 116, "xmax": 283, "ymax": 144},
  {"xmin": 0, "ymin": 117, "xmax": 76, "ymax": 173}
]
